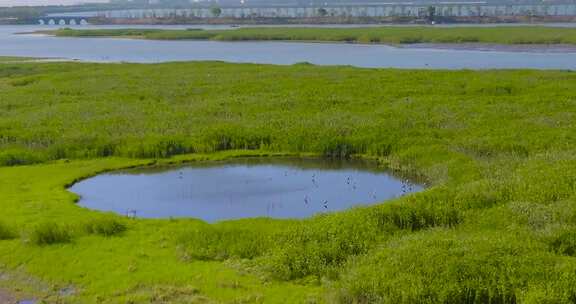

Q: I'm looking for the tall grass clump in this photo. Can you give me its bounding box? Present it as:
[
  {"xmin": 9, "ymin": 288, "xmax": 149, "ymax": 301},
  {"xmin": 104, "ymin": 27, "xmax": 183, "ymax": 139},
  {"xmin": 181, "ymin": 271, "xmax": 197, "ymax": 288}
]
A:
[
  {"xmin": 177, "ymin": 192, "xmax": 464, "ymax": 281},
  {"xmin": 29, "ymin": 222, "xmax": 72, "ymax": 246},
  {"xmin": 335, "ymin": 229, "xmax": 576, "ymax": 304},
  {"xmin": 260, "ymin": 189, "xmax": 466, "ymax": 281},
  {"xmin": 0, "ymin": 222, "xmax": 15, "ymax": 240},
  {"xmin": 0, "ymin": 149, "xmax": 44, "ymax": 166},
  {"xmin": 549, "ymin": 229, "xmax": 576, "ymax": 257},
  {"xmin": 83, "ymin": 217, "xmax": 127, "ymax": 237},
  {"xmin": 260, "ymin": 208, "xmax": 393, "ymax": 281},
  {"xmin": 179, "ymin": 224, "xmax": 276, "ymax": 261}
]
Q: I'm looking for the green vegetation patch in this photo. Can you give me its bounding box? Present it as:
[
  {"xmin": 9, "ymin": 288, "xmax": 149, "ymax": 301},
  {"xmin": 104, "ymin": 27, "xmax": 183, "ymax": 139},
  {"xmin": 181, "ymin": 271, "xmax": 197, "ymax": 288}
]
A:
[
  {"xmin": 0, "ymin": 222, "xmax": 16, "ymax": 240},
  {"xmin": 0, "ymin": 61, "xmax": 575, "ymax": 302},
  {"xmin": 29, "ymin": 222, "xmax": 72, "ymax": 246},
  {"xmin": 0, "ymin": 56, "xmax": 35, "ymax": 63},
  {"xmin": 49, "ymin": 26, "xmax": 576, "ymax": 45},
  {"xmin": 82, "ymin": 217, "xmax": 127, "ymax": 237}
]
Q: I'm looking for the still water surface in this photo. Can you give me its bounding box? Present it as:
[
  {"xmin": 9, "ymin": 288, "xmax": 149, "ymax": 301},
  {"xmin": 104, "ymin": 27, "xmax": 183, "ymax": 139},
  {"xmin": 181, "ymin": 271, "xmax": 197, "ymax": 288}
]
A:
[
  {"xmin": 69, "ymin": 158, "xmax": 422, "ymax": 222},
  {"xmin": 1, "ymin": 25, "xmax": 576, "ymax": 69}
]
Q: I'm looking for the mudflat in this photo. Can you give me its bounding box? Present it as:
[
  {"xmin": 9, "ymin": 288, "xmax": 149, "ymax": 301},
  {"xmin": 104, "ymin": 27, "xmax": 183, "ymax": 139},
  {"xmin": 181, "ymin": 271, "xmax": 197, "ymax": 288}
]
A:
[{"xmin": 0, "ymin": 289, "xmax": 15, "ymax": 304}]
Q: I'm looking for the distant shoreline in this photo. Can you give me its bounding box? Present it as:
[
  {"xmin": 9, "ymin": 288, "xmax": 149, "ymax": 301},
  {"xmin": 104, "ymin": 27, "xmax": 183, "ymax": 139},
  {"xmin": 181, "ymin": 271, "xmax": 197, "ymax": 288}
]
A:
[{"xmin": 36, "ymin": 26, "xmax": 576, "ymax": 47}]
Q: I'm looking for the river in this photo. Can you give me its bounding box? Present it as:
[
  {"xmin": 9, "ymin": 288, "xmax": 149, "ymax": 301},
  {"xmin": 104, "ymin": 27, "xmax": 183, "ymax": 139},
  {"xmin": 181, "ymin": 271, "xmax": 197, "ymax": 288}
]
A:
[{"xmin": 1, "ymin": 24, "xmax": 576, "ymax": 69}]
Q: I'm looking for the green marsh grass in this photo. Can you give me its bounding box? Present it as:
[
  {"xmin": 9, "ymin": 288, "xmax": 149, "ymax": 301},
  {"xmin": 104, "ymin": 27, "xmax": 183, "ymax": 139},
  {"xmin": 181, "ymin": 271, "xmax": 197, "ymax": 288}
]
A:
[
  {"xmin": 178, "ymin": 222, "xmax": 279, "ymax": 261},
  {"xmin": 29, "ymin": 222, "xmax": 72, "ymax": 246},
  {"xmin": 0, "ymin": 222, "xmax": 15, "ymax": 240},
  {"xmin": 0, "ymin": 56, "xmax": 35, "ymax": 63},
  {"xmin": 82, "ymin": 217, "xmax": 127, "ymax": 237},
  {"xmin": 50, "ymin": 26, "xmax": 576, "ymax": 45},
  {"xmin": 0, "ymin": 61, "xmax": 575, "ymax": 302}
]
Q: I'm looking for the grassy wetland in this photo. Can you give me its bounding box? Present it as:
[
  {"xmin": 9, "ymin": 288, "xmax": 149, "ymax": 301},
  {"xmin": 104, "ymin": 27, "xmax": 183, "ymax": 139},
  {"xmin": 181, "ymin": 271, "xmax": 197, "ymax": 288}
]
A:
[
  {"xmin": 46, "ymin": 26, "xmax": 576, "ymax": 44},
  {"xmin": 0, "ymin": 59, "xmax": 575, "ymax": 303}
]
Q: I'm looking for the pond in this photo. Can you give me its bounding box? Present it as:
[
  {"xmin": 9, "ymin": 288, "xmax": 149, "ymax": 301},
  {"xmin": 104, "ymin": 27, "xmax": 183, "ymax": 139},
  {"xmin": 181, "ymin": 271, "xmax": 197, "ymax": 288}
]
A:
[
  {"xmin": 1, "ymin": 25, "xmax": 576, "ymax": 69},
  {"xmin": 69, "ymin": 158, "xmax": 422, "ymax": 222}
]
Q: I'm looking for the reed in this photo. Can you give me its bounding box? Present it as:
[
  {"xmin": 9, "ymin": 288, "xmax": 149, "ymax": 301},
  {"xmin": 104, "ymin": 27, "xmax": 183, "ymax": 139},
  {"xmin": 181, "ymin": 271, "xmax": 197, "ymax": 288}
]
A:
[{"xmin": 0, "ymin": 61, "xmax": 575, "ymax": 302}]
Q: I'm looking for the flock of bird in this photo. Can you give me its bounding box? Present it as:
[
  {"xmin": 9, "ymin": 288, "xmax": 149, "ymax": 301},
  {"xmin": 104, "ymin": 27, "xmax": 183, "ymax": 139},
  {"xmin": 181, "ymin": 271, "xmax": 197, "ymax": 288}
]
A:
[{"xmin": 124, "ymin": 168, "xmax": 416, "ymax": 218}]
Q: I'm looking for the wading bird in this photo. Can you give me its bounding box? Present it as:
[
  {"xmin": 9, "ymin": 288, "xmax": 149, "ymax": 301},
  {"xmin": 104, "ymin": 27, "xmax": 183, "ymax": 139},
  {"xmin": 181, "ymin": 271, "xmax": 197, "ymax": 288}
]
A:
[{"xmin": 126, "ymin": 209, "xmax": 137, "ymax": 219}]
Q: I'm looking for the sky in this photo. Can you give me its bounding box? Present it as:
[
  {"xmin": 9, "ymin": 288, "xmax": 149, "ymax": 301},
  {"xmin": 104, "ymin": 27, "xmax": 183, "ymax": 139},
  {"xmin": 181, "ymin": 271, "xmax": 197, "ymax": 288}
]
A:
[{"xmin": 0, "ymin": 0, "xmax": 108, "ymax": 6}]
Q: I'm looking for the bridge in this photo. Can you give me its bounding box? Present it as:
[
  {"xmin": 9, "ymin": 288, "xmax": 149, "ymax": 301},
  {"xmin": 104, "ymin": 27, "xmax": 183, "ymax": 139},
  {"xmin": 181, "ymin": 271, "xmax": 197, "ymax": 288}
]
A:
[{"xmin": 36, "ymin": 16, "xmax": 90, "ymax": 26}]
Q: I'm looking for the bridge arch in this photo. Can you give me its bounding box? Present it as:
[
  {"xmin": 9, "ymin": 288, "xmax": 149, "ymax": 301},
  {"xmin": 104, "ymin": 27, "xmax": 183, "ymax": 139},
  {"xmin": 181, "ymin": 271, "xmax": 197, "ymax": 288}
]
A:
[{"xmin": 38, "ymin": 17, "xmax": 90, "ymax": 26}]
